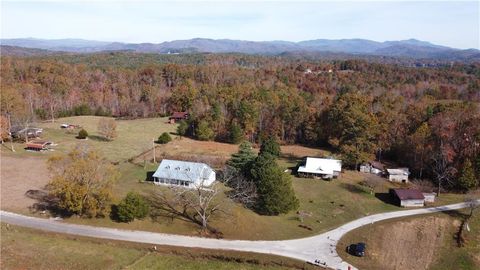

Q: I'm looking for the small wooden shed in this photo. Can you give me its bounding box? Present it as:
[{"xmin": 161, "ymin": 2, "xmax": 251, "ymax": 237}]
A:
[
  {"xmin": 168, "ymin": 112, "xmax": 189, "ymax": 124},
  {"xmin": 25, "ymin": 140, "xmax": 51, "ymax": 151}
]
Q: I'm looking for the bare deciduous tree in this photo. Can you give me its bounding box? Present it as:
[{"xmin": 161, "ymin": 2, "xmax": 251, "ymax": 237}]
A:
[
  {"xmin": 149, "ymin": 177, "xmax": 225, "ymax": 235},
  {"xmin": 148, "ymin": 165, "xmax": 258, "ymax": 235},
  {"xmin": 431, "ymin": 149, "xmax": 456, "ymax": 196},
  {"xmin": 465, "ymin": 192, "xmax": 480, "ymax": 218},
  {"xmin": 0, "ymin": 115, "xmax": 10, "ymax": 144},
  {"xmin": 456, "ymin": 191, "xmax": 480, "ymax": 247},
  {"xmin": 98, "ymin": 118, "xmax": 117, "ymax": 140},
  {"xmin": 221, "ymin": 165, "xmax": 257, "ymax": 208}
]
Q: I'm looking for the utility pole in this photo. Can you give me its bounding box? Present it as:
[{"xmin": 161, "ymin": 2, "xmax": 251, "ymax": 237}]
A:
[
  {"xmin": 7, "ymin": 113, "xmax": 15, "ymax": 152},
  {"xmin": 152, "ymin": 138, "xmax": 156, "ymax": 164}
]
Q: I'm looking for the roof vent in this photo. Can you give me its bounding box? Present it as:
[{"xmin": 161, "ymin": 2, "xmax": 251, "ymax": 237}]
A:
[
  {"xmin": 165, "ymin": 165, "xmax": 170, "ymax": 169},
  {"xmin": 175, "ymin": 166, "xmax": 180, "ymax": 170}
]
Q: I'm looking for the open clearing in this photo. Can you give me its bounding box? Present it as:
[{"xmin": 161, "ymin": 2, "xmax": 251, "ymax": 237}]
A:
[
  {"xmin": 0, "ymin": 115, "xmax": 469, "ymax": 241},
  {"xmin": 1, "ymin": 116, "xmax": 176, "ymax": 163},
  {"xmin": 337, "ymin": 210, "xmax": 480, "ymax": 270},
  {"xmin": 0, "ymin": 155, "xmax": 50, "ymax": 212},
  {"xmin": 0, "ymin": 223, "xmax": 313, "ymax": 270}
]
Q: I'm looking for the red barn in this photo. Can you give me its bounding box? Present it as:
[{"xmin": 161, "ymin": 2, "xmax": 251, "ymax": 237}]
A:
[
  {"xmin": 169, "ymin": 112, "xmax": 189, "ymax": 124},
  {"xmin": 25, "ymin": 140, "xmax": 51, "ymax": 151}
]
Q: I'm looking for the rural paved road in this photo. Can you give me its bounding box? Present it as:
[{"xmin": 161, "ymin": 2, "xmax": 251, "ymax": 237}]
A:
[{"xmin": 1, "ymin": 200, "xmax": 479, "ymax": 270}]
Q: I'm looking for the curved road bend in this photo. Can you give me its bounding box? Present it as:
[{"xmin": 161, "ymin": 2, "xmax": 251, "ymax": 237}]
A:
[{"xmin": 1, "ymin": 200, "xmax": 478, "ymax": 270}]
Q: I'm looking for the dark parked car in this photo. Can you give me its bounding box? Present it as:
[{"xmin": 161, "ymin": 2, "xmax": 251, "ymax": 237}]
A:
[{"xmin": 347, "ymin": 242, "xmax": 366, "ymax": 257}]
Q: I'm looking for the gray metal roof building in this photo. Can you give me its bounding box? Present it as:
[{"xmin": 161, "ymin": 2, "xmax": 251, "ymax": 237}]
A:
[{"xmin": 152, "ymin": 159, "xmax": 216, "ymax": 188}]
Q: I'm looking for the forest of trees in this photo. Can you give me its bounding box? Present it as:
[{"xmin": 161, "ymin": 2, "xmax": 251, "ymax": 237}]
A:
[{"xmin": 1, "ymin": 53, "xmax": 479, "ymax": 191}]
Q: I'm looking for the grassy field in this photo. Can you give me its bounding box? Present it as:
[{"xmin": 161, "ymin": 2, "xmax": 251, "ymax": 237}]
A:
[
  {"xmin": 0, "ymin": 115, "xmax": 470, "ymax": 241},
  {"xmin": 0, "ymin": 223, "xmax": 318, "ymax": 270},
  {"xmin": 337, "ymin": 210, "xmax": 480, "ymax": 270},
  {"xmin": 1, "ymin": 116, "xmax": 328, "ymax": 164},
  {"xmin": 63, "ymin": 159, "xmax": 463, "ymax": 241},
  {"xmin": 1, "ymin": 116, "xmax": 176, "ymax": 162}
]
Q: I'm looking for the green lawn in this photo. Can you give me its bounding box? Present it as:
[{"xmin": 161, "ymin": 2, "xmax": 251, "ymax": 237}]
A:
[
  {"xmin": 61, "ymin": 159, "xmax": 469, "ymax": 241},
  {"xmin": 1, "ymin": 116, "xmax": 177, "ymax": 162},
  {"xmin": 1, "ymin": 116, "xmax": 470, "ymax": 241},
  {"xmin": 0, "ymin": 223, "xmax": 314, "ymax": 270}
]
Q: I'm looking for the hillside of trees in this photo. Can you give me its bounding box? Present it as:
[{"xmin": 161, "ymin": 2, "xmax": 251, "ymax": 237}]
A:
[{"xmin": 1, "ymin": 53, "xmax": 479, "ymax": 191}]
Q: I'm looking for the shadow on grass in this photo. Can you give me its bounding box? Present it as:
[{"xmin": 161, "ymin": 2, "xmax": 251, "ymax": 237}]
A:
[
  {"xmin": 280, "ymin": 154, "xmax": 306, "ymax": 175},
  {"xmin": 374, "ymin": 192, "xmax": 398, "ymax": 206},
  {"xmin": 88, "ymin": 135, "xmax": 110, "ymax": 142},
  {"xmin": 26, "ymin": 189, "xmax": 73, "ymax": 218},
  {"xmin": 340, "ymin": 183, "xmax": 367, "ymax": 194},
  {"xmin": 109, "ymin": 204, "xmax": 121, "ymax": 222},
  {"xmin": 280, "ymin": 153, "xmax": 306, "ymax": 162},
  {"xmin": 147, "ymin": 190, "xmax": 224, "ymax": 238},
  {"xmin": 145, "ymin": 171, "xmax": 155, "ymax": 182},
  {"xmin": 439, "ymin": 209, "xmax": 470, "ymax": 220}
]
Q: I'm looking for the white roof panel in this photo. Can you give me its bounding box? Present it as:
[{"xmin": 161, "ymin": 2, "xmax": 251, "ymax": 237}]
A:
[
  {"xmin": 153, "ymin": 159, "xmax": 214, "ymax": 183},
  {"xmin": 387, "ymin": 168, "xmax": 410, "ymax": 175},
  {"xmin": 297, "ymin": 157, "xmax": 342, "ymax": 175}
]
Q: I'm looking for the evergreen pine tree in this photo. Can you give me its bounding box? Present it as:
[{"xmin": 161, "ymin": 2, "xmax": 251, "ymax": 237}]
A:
[
  {"xmin": 259, "ymin": 137, "xmax": 281, "ymax": 157},
  {"xmin": 227, "ymin": 141, "xmax": 256, "ymax": 175},
  {"xmin": 458, "ymin": 159, "xmax": 478, "ymax": 192},
  {"xmin": 177, "ymin": 120, "xmax": 189, "ymax": 137},
  {"xmin": 115, "ymin": 192, "xmax": 150, "ymax": 223},
  {"xmin": 196, "ymin": 120, "xmax": 214, "ymax": 141},
  {"xmin": 229, "ymin": 122, "xmax": 244, "ymax": 144},
  {"xmin": 250, "ymin": 153, "xmax": 299, "ymax": 215}
]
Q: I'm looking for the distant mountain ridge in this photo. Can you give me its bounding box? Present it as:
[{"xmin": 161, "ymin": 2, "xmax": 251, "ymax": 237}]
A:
[{"xmin": 1, "ymin": 37, "xmax": 479, "ymax": 60}]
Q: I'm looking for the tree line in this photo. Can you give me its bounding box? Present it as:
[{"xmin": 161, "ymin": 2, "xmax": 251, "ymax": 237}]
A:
[{"xmin": 1, "ymin": 53, "xmax": 479, "ymax": 191}]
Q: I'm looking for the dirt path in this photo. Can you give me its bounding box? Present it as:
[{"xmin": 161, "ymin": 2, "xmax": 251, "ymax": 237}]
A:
[{"xmin": 0, "ymin": 155, "xmax": 50, "ymax": 211}]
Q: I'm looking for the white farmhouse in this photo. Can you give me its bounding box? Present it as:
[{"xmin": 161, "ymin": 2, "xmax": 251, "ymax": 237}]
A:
[
  {"xmin": 297, "ymin": 157, "xmax": 342, "ymax": 180},
  {"xmin": 152, "ymin": 159, "xmax": 216, "ymax": 188},
  {"xmin": 387, "ymin": 168, "xmax": 410, "ymax": 183}
]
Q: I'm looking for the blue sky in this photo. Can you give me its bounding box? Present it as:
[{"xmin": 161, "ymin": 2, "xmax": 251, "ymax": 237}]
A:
[{"xmin": 1, "ymin": 1, "xmax": 479, "ymax": 49}]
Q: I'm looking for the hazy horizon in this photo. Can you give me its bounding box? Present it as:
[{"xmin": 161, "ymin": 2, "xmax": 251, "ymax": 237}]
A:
[{"xmin": 1, "ymin": 1, "xmax": 479, "ymax": 50}]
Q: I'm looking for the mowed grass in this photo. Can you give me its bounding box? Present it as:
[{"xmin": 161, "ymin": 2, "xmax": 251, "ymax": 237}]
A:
[
  {"xmin": 337, "ymin": 209, "xmax": 480, "ymax": 270},
  {"xmin": 64, "ymin": 159, "xmax": 434, "ymax": 240},
  {"xmin": 1, "ymin": 116, "xmax": 469, "ymax": 240},
  {"xmin": 0, "ymin": 223, "xmax": 315, "ymax": 270},
  {"xmin": 30, "ymin": 116, "xmax": 175, "ymax": 162}
]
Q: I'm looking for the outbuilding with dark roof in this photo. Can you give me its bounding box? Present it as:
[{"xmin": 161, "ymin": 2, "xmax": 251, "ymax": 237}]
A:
[
  {"xmin": 168, "ymin": 112, "xmax": 189, "ymax": 124},
  {"xmin": 390, "ymin": 188, "xmax": 425, "ymax": 207}
]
